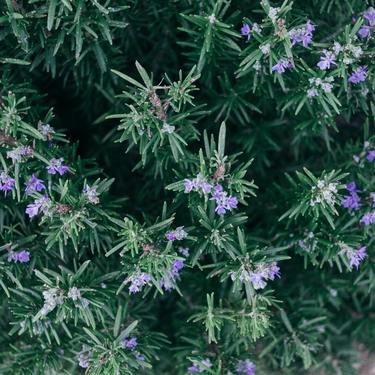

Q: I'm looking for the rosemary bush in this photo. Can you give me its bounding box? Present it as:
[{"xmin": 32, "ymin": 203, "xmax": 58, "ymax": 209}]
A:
[{"xmin": 0, "ymin": 0, "xmax": 374, "ymax": 374}]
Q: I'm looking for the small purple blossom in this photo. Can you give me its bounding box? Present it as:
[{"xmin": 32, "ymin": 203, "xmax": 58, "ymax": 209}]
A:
[
  {"xmin": 249, "ymin": 262, "xmax": 281, "ymax": 290},
  {"xmin": 0, "ymin": 172, "xmax": 15, "ymax": 193},
  {"xmin": 341, "ymin": 194, "xmax": 361, "ymax": 209},
  {"xmin": 317, "ymin": 50, "xmax": 336, "ymax": 70},
  {"xmin": 241, "ymin": 23, "xmax": 251, "ymax": 39},
  {"xmin": 25, "ymin": 174, "xmax": 45, "ymax": 195},
  {"xmin": 7, "ymin": 249, "xmax": 30, "ymax": 263},
  {"xmin": 366, "ymin": 150, "xmax": 375, "ymax": 162},
  {"xmin": 184, "ymin": 174, "xmax": 212, "ymax": 194},
  {"xmin": 358, "ymin": 25, "xmax": 372, "ymax": 38},
  {"xmin": 341, "ymin": 182, "xmax": 361, "ymax": 210},
  {"xmin": 271, "ymin": 58, "xmax": 294, "ymax": 74},
  {"xmin": 47, "ymin": 158, "xmax": 69, "ymax": 175},
  {"xmin": 6, "ymin": 146, "xmax": 34, "ymax": 162},
  {"xmin": 249, "ymin": 272, "xmax": 267, "ymax": 290},
  {"xmin": 364, "ymin": 7, "xmax": 375, "ymax": 26},
  {"xmin": 126, "ymin": 272, "xmax": 151, "ymax": 294},
  {"xmin": 83, "ymin": 185, "xmax": 99, "ymax": 204},
  {"xmin": 360, "ymin": 212, "xmax": 375, "ymax": 226},
  {"xmin": 346, "ymin": 181, "xmax": 360, "ymax": 193},
  {"xmin": 262, "ymin": 262, "xmax": 281, "ymax": 280},
  {"xmin": 38, "ymin": 123, "xmax": 55, "ymax": 139},
  {"xmin": 348, "ymin": 246, "xmax": 367, "ymax": 269},
  {"xmin": 77, "ymin": 347, "xmax": 91, "ymax": 369},
  {"xmin": 121, "ymin": 337, "xmax": 138, "ymax": 350},
  {"xmin": 25, "ymin": 195, "xmax": 50, "ymax": 218},
  {"xmin": 178, "ymin": 247, "xmax": 190, "ymax": 257},
  {"xmin": 166, "ymin": 226, "xmax": 187, "ymax": 241},
  {"xmin": 289, "ymin": 20, "xmax": 315, "ymax": 47},
  {"xmin": 236, "ymin": 359, "xmax": 256, "ymax": 375},
  {"xmin": 172, "ymin": 259, "xmax": 185, "ymax": 276},
  {"xmin": 348, "ymin": 66, "xmax": 368, "ymax": 84},
  {"xmin": 210, "ymin": 184, "xmax": 238, "ymax": 215},
  {"xmin": 188, "ymin": 359, "xmax": 212, "ymax": 373}
]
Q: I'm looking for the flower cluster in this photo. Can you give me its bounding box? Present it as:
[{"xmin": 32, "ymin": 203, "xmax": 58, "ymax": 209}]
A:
[
  {"xmin": 236, "ymin": 359, "xmax": 256, "ymax": 375},
  {"xmin": 26, "ymin": 195, "xmax": 51, "ymax": 218},
  {"xmin": 166, "ymin": 226, "xmax": 188, "ymax": 241},
  {"xmin": 25, "ymin": 174, "xmax": 46, "ymax": 195},
  {"xmin": 46, "ymin": 158, "xmax": 69, "ymax": 175},
  {"xmin": 83, "ymin": 185, "xmax": 99, "ymax": 204},
  {"xmin": 271, "ymin": 58, "xmax": 294, "ymax": 74},
  {"xmin": 307, "ymin": 76, "xmax": 334, "ymax": 98},
  {"xmin": 184, "ymin": 173, "xmax": 238, "ymax": 215},
  {"xmin": 160, "ymin": 259, "xmax": 185, "ymax": 291},
  {"xmin": 367, "ymin": 149, "xmax": 375, "ymax": 162},
  {"xmin": 77, "ymin": 346, "xmax": 92, "ymax": 369},
  {"xmin": 121, "ymin": 336, "xmax": 138, "ymax": 350},
  {"xmin": 310, "ymin": 180, "xmax": 338, "ymax": 207},
  {"xmin": 360, "ymin": 212, "xmax": 375, "ymax": 226},
  {"xmin": 125, "ymin": 272, "xmax": 152, "ymax": 294},
  {"xmin": 348, "ymin": 66, "xmax": 368, "ymax": 84},
  {"xmin": 339, "ymin": 243, "xmax": 367, "ymax": 269},
  {"xmin": 210, "ymin": 184, "xmax": 238, "ymax": 215},
  {"xmin": 7, "ymin": 249, "xmax": 30, "ymax": 263},
  {"xmin": 40, "ymin": 288, "xmax": 64, "ymax": 316},
  {"xmin": 358, "ymin": 7, "xmax": 375, "ymax": 38},
  {"xmin": 341, "ymin": 182, "xmax": 361, "ymax": 210},
  {"xmin": 297, "ymin": 232, "xmax": 318, "ymax": 253},
  {"xmin": 7, "ymin": 146, "xmax": 34, "ymax": 162},
  {"xmin": 38, "ymin": 123, "xmax": 55, "ymax": 140},
  {"xmin": 240, "ymin": 22, "xmax": 262, "ymax": 40},
  {"xmin": 317, "ymin": 40, "xmax": 363, "ymax": 72},
  {"xmin": 0, "ymin": 171, "xmax": 15, "ymax": 193},
  {"xmin": 289, "ymin": 20, "xmax": 315, "ymax": 47},
  {"xmin": 231, "ymin": 262, "xmax": 280, "ymax": 290},
  {"xmin": 187, "ymin": 358, "xmax": 212, "ymax": 373}
]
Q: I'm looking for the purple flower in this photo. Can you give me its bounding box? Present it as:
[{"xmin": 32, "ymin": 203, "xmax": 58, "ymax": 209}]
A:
[
  {"xmin": 0, "ymin": 172, "xmax": 15, "ymax": 193},
  {"xmin": 341, "ymin": 194, "xmax": 360, "ymax": 209},
  {"xmin": 166, "ymin": 227, "xmax": 187, "ymax": 241},
  {"xmin": 348, "ymin": 246, "xmax": 367, "ymax": 269},
  {"xmin": 289, "ymin": 20, "xmax": 315, "ymax": 47},
  {"xmin": 121, "ymin": 337, "xmax": 138, "ymax": 350},
  {"xmin": 46, "ymin": 158, "xmax": 69, "ymax": 175},
  {"xmin": 178, "ymin": 247, "xmax": 190, "ymax": 257},
  {"xmin": 187, "ymin": 359, "xmax": 212, "ymax": 373},
  {"xmin": 241, "ymin": 23, "xmax": 251, "ymax": 39},
  {"xmin": 25, "ymin": 174, "xmax": 45, "ymax": 195},
  {"xmin": 364, "ymin": 7, "xmax": 375, "ymax": 26},
  {"xmin": 271, "ymin": 58, "xmax": 294, "ymax": 74},
  {"xmin": 25, "ymin": 195, "xmax": 50, "ymax": 218},
  {"xmin": 358, "ymin": 25, "xmax": 372, "ymax": 38},
  {"xmin": 317, "ymin": 50, "xmax": 336, "ymax": 70},
  {"xmin": 127, "ymin": 272, "xmax": 151, "ymax": 294},
  {"xmin": 263, "ymin": 262, "xmax": 281, "ymax": 280},
  {"xmin": 38, "ymin": 123, "xmax": 55, "ymax": 139},
  {"xmin": 7, "ymin": 249, "xmax": 30, "ymax": 263},
  {"xmin": 360, "ymin": 212, "xmax": 375, "ymax": 226},
  {"xmin": 172, "ymin": 259, "xmax": 185, "ymax": 276},
  {"xmin": 346, "ymin": 181, "xmax": 360, "ymax": 193},
  {"xmin": 348, "ymin": 66, "xmax": 368, "ymax": 84},
  {"xmin": 367, "ymin": 150, "xmax": 375, "ymax": 162},
  {"xmin": 236, "ymin": 359, "xmax": 256, "ymax": 375},
  {"xmin": 184, "ymin": 179, "xmax": 196, "ymax": 193},
  {"xmin": 83, "ymin": 185, "xmax": 99, "ymax": 204},
  {"xmin": 6, "ymin": 146, "xmax": 33, "ymax": 162},
  {"xmin": 210, "ymin": 185, "xmax": 238, "ymax": 215},
  {"xmin": 249, "ymin": 272, "xmax": 267, "ymax": 290},
  {"xmin": 188, "ymin": 364, "xmax": 202, "ymax": 373}
]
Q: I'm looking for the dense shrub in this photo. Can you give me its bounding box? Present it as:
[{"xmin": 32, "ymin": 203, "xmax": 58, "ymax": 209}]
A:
[{"xmin": 0, "ymin": 0, "xmax": 374, "ymax": 374}]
